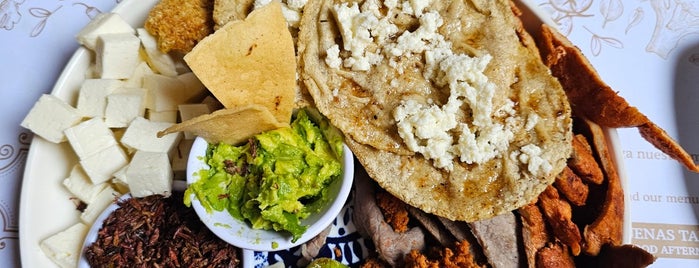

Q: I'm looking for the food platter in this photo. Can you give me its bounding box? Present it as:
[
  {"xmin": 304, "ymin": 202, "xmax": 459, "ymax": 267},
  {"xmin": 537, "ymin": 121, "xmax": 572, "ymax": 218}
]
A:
[{"xmin": 18, "ymin": 0, "xmax": 631, "ymax": 267}]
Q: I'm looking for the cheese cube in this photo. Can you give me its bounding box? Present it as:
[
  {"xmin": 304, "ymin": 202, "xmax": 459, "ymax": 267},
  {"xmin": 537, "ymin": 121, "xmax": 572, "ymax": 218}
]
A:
[
  {"xmin": 127, "ymin": 151, "xmax": 173, "ymax": 198},
  {"xmin": 95, "ymin": 33, "xmax": 141, "ymax": 79},
  {"xmin": 120, "ymin": 117, "xmax": 182, "ymax": 153},
  {"xmin": 147, "ymin": 109, "xmax": 178, "ymax": 123},
  {"xmin": 21, "ymin": 94, "xmax": 84, "ymax": 143},
  {"xmin": 40, "ymin": 222, "xmax": 89, "ymax": 268},
  {"xmin": 80, "ymin": 186, "xmax": 119, "ymax": 224},
  {"xmin": 80, "ymin": 144, "xmax": 129, "ymax": 184},
  {"xmin": 178, "ymin": 104, "xmax": 210, "ymax": 139},
  {"xmin": 111, "ymin": 164, "xmax": 130, "ymax": 193},
  {"xmin": 136, "ymin": 28, "xmax": 177, "ymax": 77},
  {"xmin": 124, "ymin": 61, "xmax": 155, "ymax": 88},
  {"xmin": 104, "ymin": 88, "xmax": 146, "ymax": 128},
  {"xmin": 171, "ymin": 139, "xmax": 193, "ymax": 180},
  {"xmin": 62, "ymin": 165, "xmax": 108, "ymax": 204},
  {"xmin": 142, "ymin": 74, "xmax": 187, "ymax": 112},
  {"xmin": 64, "ymin": 117, "xmax": 117, "ymax": 160},
  {"xmin": 178, "ymin": 72, "xmax": 207, "ymax": 102},
  {"xmin": 76, "ymin": 12, "xmax": 134, "ymax": 50},
  {"xmin": 75, "ymin": 78, "xmax": 124, "ymax": 118}
]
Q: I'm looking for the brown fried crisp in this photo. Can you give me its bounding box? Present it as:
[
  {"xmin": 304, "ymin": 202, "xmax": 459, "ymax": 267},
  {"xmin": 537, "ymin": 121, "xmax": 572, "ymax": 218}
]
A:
[
  {"xmin": 538, "ymin": 24, "xmax": 699, "ymax": 173},
  {"xmin": 569, "ymin": 134, "xmax": 604, "ymax": 185},
  {"xmin": 553, "ymin": 166, "xmax": 589, "ymax": 206},
  {"xmin": 144, "ymin": 0, "xmax": 214, "ymax": 53}
]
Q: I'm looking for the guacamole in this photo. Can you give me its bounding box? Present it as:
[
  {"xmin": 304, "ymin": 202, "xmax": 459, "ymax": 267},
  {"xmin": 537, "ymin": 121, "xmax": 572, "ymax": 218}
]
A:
[{"xmin": 184, "ymin": 109, "xmax": 343, "ymax": 242}]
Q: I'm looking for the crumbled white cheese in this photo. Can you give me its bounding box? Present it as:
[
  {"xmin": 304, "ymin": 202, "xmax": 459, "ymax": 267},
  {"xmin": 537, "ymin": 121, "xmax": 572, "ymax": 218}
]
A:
[
  {"xmin": 325, "ymin": 44, "xmax": 342, "ymax": 69},
  {"xmin": 519, "ymin": 144, "xmax": 553, "ymax": 175},
  {"xmin": 395, "ymin": 99, "xmax": 457, "ymax": 169},
  {"xmin": 525, "ymin": 112, "xmax": 539, "ymax": 131}
]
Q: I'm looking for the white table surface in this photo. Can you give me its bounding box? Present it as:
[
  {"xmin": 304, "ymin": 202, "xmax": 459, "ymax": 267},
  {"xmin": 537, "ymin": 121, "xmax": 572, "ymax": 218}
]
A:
[{"xmin": 1, "ymin": 0, "xmax": 698, "ymax": 267}]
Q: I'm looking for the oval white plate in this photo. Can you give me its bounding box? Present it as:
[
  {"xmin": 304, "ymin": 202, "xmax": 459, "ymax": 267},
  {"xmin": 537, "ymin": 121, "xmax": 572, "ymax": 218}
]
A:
[{"xmin": 18, "ymin": 1, "xmax": 630, "ymax": 267}]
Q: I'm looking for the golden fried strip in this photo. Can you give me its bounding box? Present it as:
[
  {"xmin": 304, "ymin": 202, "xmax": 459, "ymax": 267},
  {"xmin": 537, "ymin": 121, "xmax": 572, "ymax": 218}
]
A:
[
  {"xmin": 580, "ymin": 118, "xmax": 624, "ymax": 256},
  {"xmin": 538, "ymin": 24, "xmax": 698, "ymax": 172},
  {"xmin": 554, "ymin": 166, "xmax": 589, "ymax": 206},
  {"xmin": 535, "ymin": 242, "xmax": 575, "ymax": 268},
  {"xmin": 518, "ymin": 203, "xmax": 549, "ymax": 268},
  {"xmin": 569, "ymin": 134, "xmax": 604, "ymax": 185},
  {"xmin": 537, "ymin": 186, "xmax": 582, "ymax": 256}
]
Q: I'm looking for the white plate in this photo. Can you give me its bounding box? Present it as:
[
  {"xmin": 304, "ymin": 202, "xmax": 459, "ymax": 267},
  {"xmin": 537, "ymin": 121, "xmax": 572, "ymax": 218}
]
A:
[
  {"xmin": 18, "ymin": 1, "xmax": 160, "ymax": 267},
  {"xmin": 18, "ymin": 1, "xmax": 630, "ymax": 267}
]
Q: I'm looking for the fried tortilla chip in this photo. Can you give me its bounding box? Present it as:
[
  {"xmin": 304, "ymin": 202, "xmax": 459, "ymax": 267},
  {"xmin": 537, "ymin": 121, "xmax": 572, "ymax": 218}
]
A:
[
  {"xmin": 538, "ymin": 24, "xmax": 699, "ymax": 173},
  {"xmin": 157, "ymin": 104, "xmax": 286, "ymax": 145},
  {"xmin": 184, "ymin": 1, "xmax": 296, "ymax": 124}
]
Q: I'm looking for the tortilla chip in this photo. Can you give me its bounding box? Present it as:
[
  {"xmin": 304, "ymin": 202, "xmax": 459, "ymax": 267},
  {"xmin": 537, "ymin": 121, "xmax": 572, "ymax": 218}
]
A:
[
  {"xmin": 184, "ymin": 1, "xmax": 296, "ymax": 124},
  {"xmin": 157, "ymin": 104, "xmax": 286, "ymax": 145}
]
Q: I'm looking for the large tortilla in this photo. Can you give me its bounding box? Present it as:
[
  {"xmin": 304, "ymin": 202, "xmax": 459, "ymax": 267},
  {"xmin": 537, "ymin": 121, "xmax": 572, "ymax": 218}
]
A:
[{"xmin": 299, "ymin": 0, "xmax": 572, "ymax": 221}]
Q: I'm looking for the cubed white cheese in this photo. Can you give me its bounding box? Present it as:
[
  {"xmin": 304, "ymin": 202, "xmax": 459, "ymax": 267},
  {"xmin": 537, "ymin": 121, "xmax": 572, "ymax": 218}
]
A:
[
  {"xmin": 80, "ymin": 186, "xmax": 119, "ymax": 224},
  {"xmin": 142, "ymin": 74, "xmax": 187, "ymax": 112},
  {"xmin": 21, "ymin": 94, "xmax": 84, "ymax": 143},
  {"xmin": 111, "ymin": 164, "xmax": 130, "ymax": 194},
  {"xmin": 127, "ymin": 151, "xmax": 173, "ymax": 198},
  {"xmin": 104, "ymin": 88, "xmax": 146, "ymax": 128},
  {"xmin": 177, "ymin": 72, "xmax": 207, "ymax": 102},
  {"xmin": 62, "ymin": 165, "xmax": 108, "ymax": 204},
  {"xmin": 64, "ymin": 117, "xmax": 117, "ymax": 159},
  {"xmin": 178, "ymin": 104, "xmax": 210, "ymax": 139},
  {"xmin": 95, "ymin": 32, "xmax": 141, "ymax": 79},
  {"xmin": 124, "ymin": 61, "xmax": 155, "ymax": 88},
  {"xmin": 76, "ymin": 12, "xmax": 134, "ymax": 50},
  {"xmin": 136, "ymin": 28, "xmax": 178, "ymax": 77},
  {"xmin": 146, "ymin": 109, "xmax": 178, "ymax": 123},
  {"xmin": 120, "ymin": 117, "xmax": 182, "ymax": 153},
  {"xmin": 80, "ymin": 144, "xmax": 129, "ymax": 184},
  {"xmin": 75, "ymin": 78, "xmax": 125, "ymax": 118},
  {"xmin": 40, "ymin": 222, "xmax": 89, "ymax": 268}
]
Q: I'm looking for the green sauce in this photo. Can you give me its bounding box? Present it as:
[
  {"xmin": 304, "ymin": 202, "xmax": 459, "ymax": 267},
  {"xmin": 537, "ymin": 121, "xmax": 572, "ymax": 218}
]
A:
[{"xmin": 184, "ymin": 109, "xmax": 343, "ymax": 242}]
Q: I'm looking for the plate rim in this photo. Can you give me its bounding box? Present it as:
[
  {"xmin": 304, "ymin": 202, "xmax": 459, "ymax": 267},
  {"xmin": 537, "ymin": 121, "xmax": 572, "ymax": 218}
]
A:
[{"xmin": 17, "ymin": 1, "xmax": 632, "ymax": 267}]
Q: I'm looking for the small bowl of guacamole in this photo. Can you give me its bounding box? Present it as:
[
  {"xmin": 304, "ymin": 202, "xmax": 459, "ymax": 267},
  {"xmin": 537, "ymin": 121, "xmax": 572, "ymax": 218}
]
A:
[{"xmin": 185, "ymin": 108, "xmax": 354, "ymax": 251}]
